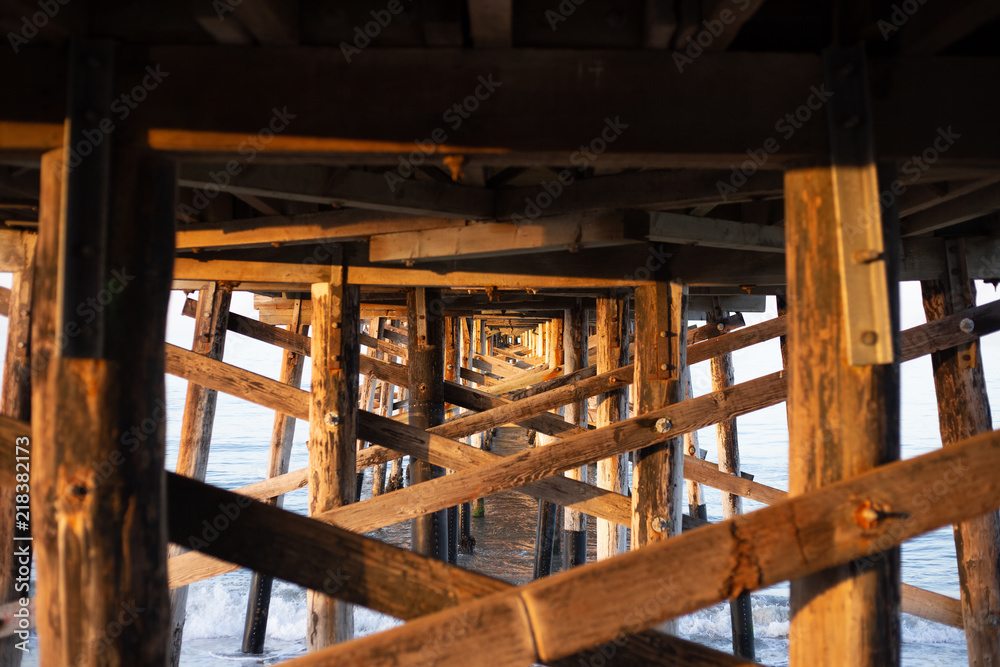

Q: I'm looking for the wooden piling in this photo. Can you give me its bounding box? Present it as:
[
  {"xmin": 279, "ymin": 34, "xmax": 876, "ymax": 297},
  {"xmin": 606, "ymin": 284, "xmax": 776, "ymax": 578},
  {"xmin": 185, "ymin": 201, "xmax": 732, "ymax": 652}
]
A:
[
  {"xmin": 32, "ymin": 101, "xmax": 176, "ymax": 667},
  {"xmin": 708, "ymin": 305, "xmax": 755, "ymax": 661},
  {"xmin": 242, "ymin": 301, "xmax": 308, "ymax": 654},
  {"xmin": 785, "ymin": 159, "xmax": 901, "ymax": 664},
  {"xmin": 562, "ymin": 300, "xmax": 589, "ymax": 569},
  {"xmin": 596, "ymin": 295, "xmax": 629, "ymax": 559},
  {"xmin": 683, "ymin": 368, "xmax": 707, "ymax": 521},
  {"xmin": 921, "ymin": 240, "xmax": 1000, "ymax": 665},
  {"xmin": 408, "ymin": 288, "xmax": 448, "ymax": 561},
  {"xmin": 533, "ymin": 317, "xmax": 563, "ymax": 578},
  {"xmin": 169, "ymin": 282, "xmax": 231, "ymax": 665},
  {"xmin": 306, "ymin": 271, "xmax": 359, "ymax": 649},
  {"xmin": 0, "ymin": 239, "xmax": 33, "ymax": 667},
  {"xmin": 444, "ymin": 315, "xmax": 460, "ymax": 564}
]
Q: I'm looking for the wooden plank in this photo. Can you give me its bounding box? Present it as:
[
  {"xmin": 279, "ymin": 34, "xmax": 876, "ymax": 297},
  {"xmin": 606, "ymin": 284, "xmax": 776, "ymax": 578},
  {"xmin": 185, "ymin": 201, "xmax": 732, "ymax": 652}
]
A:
[
  {"xmin": 307, "ymin": 272, "xmax": 359, "ymax": 648},
  {"xmin": 177, "ymin": 211, "xmax": 467, "ymax": 251},
  {"xmin": 688, "ymin": 315, "xmax": 787, "ymax": 364},
  {"xmin": 169, "ymin": 283, "xmax": 231, "ymax": 666},
  {"xmin": 643, "ymin": 210, "xmax": 785, "ymax": 252},
  {"xmin": 368, "ymin": 216, "xmax": 637, "ymax": 263},
  {"xmin": 278, "ymin": 423, "xmax": 1000, "ymax": 667},
  {"xmin": 900, "ymin": 181, "xmax": 1000, "ymax": 237}
]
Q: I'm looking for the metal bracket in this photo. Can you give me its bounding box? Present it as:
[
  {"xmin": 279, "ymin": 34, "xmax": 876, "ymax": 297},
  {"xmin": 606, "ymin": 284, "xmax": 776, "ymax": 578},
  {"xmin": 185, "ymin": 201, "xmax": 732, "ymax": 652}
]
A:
[
  {"xmin": 654, "ymin": 283, "xmax": 683, "ymax": 380},
  {"xmin": 823, "ymin": 45, "xmax": 893, "ymax": 366}
]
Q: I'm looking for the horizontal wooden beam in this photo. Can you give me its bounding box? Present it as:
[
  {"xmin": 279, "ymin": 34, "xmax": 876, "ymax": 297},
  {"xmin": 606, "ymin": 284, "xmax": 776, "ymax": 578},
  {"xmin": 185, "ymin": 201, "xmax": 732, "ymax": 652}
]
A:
[
  {"xmin": 642, "ymin": 210, "xmax": 785, "ymax": 253},
  {"xmin": 176, "ymin": 211, "xmax": 469, "ymax": 251},
  {"xmin": 367, "ymin": 215, "xmax": 639, "ymax": 263}
]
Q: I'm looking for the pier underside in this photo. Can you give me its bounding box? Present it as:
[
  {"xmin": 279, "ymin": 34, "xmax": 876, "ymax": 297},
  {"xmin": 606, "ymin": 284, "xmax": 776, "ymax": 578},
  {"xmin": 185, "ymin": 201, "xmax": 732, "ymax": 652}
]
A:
[{"xmin": 1, "ymin": 2, "xmax": 1000, "ymax": 665}]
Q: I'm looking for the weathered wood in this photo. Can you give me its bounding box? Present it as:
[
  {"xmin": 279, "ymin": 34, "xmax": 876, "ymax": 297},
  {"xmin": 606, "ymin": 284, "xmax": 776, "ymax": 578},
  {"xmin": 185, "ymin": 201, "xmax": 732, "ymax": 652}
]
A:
[
  {"xmin": 688, "ymin": 314, "xmax": 787, "ymax": 365},
  {"xmin": 683, "ymin": 369, "xmax": 707, "ymax": 521},
  {"xmin": 170, "ymin": 283, "xmax": 231, "ymax": 666},
  {"xmin": 241, "ymin": 301, "xmax": 307, "ymax": 655},
  {"xmin": 562, "ymin": 301, "xmax": 589, "ymax": 569},
  {"xmin": 632, "ymin": 282, "xmax": 686, "ymax": 546},
  {"xmin": 164, "ymin": 472, "xmax": 757, "ymax": 667},
  {"xmin": 307, "ymin": 273, "xmax": 359, "ymax": 649},
  {"xmin": 709, "ymin": 304, "xmax": 755, "ymax": 660},
  {"xmin": 922, "ymin": 257, "xmax": 1000, "ymax": 664},
  {"xmin": 596, "ymin": 296, "xmax": 630, "ymax": 560},
  {"xmin": 32, "ymin": 110, "xmax": 175, "ymax": 667},
  {"xmin": 533, "ymin": 317, "xmax": 563, "ymax": 579},
  {"xmin": 282, "ymin": 425, "xmax": 1000, "ymax": 667},
  {"xmin": 0, "ymin": 251, "xmax": 33, "ymax": 667},
  {"xmin": 786, "ymin": 155, "xmax": 900, "ymax": 666},
  {"xmin": 409, "ymin": 288, "xmax": 449, "ymax": 561}
]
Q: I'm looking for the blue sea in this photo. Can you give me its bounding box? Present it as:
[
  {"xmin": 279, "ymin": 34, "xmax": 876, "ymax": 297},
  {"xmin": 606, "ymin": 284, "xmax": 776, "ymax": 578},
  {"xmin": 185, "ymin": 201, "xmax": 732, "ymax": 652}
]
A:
[{"xmin": 10, "ymin": 278, "xmax": 998, "ymax": 666}]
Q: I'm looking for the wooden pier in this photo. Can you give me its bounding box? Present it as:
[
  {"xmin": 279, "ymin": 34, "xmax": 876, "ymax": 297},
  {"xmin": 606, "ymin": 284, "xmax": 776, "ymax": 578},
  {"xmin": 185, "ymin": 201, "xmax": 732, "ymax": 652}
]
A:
[{"xmin": 1, "ymin": 2, "xmax": 1000, "ymax": 665}]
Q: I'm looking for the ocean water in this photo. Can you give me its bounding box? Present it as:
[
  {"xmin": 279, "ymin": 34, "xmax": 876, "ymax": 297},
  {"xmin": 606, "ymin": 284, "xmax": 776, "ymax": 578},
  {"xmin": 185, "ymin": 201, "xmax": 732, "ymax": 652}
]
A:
[{"xmin": 9, "ymin": 279, "xmax": 1000, "ymax": 666}]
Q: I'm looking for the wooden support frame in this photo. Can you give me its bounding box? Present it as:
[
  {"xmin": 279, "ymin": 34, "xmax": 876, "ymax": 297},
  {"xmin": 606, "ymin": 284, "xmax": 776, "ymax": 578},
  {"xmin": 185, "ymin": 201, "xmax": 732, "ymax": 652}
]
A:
[{"xmin": 306, "ymin": 271, "xmax": 359, "ymax": 649}]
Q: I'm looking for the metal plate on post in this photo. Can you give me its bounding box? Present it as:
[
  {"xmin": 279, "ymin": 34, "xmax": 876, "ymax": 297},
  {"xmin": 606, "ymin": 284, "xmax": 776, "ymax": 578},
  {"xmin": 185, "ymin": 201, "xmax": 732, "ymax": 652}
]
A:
[
  {"xmin": 655, "ymin": 282, "xmax": 682, "ymax": 380},
  {"xmin": 824, "ymin": 45, "xmax": 894, "ymax": 366}
]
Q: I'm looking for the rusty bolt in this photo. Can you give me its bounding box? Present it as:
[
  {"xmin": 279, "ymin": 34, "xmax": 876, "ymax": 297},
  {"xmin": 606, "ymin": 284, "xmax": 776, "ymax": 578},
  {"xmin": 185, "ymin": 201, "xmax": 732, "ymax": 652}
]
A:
[
  {"xmin": 323, "ymin": 412, "xmax": 340, "ymax": 428},
  {"xmin": 651, "ymin": 517, "xmax": 670, "ymax": 533},
  {"xmin": 654, "ymin": 418, "xmax": 672, "ymax": 434},
  {"xmin": 960, "ymin": 318, "xmax": 975, "ymax": 334},
  {"xmin": 861, "ymin": 330, "xmax": 878, "ymax": 346}
]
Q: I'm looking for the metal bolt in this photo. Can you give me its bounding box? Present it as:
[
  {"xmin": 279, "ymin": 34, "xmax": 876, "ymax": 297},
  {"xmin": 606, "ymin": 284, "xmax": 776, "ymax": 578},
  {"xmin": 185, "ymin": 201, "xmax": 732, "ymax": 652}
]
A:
[
  {"xmin": 861, "ymin": 331, "xmax": 878, "ymax": 346},
  {"xmin": 323, "ymin": 411, "xmax": 340, "ymax": 428},
  {"xmin": 986, "ymin": 613, "xmax": 1000, "ymax": 629},
  {"xmin": 654, "ymin": 418, "xmax": 672, "ymax": 434},
  {"xmin": 960, "ymin": 318, "xmax": 975, "ymax": 334},
  {"xmin": 660, "ymin": 364, "xmax": 668, "ymax": 371},
  {"xmin": 651, "ymin": 517, "xmax": 670, "ymax": 533},
  {"xmin": 852, "ymin": 249, "xmax": 883, "ymax": 264},
  {"xmin": 717, "ymin": 323, "xmax": 725, "ymax": 331},
  {"xmin": 659, "ymin": 331, "xmax": 667, "ymax": 338}
]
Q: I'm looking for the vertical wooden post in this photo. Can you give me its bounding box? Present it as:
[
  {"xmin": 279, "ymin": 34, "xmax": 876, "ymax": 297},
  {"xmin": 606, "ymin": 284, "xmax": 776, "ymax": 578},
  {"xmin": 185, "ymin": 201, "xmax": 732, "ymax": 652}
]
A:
[
  {"xmin": 786, "ymin": 45, "xmax": 901, "ymax": 663},
  {"xmin": 444, "ymin": 316, "xmax": 460, "ymax": 564},
  {"xmin": 596, "ymin": 295, "xmax": 629, "ymax": 559},
  {"xmin": 385, "ymin": 319, "xmax": 405, "ymax": 493},
  {"xmin": 682, "ymin": 368, "xmax": 707, "ymax": 521},
  {"xmin": 533, "ymin": 317, "xmax": 563, "ymax": 578},
  {"xmin": 459, "ymin": 317, "xmax": 476, "ymax": 550},
  {"xmin": 307, "ymin": 269, "xmax": 359, "ymax": 650},
  {"xmin": 242, "ymin": 302, "xmax": 307, "ymax": 654},
  {"xmin": 408, "ymin": 288, "xmax": 448, "ymax": 560},
  {"xmin": 33, "ymin": 41, "xmax": 176, "ymax": 665},
  {"xmin": 169, "ymin": 283, "xmax": 231, "ymax": 665},
  {"xmin": 355, "ymin": 318, "xmax": 381, "ymax": 501},
  {"xmin": 473, "ymin": 317, "xmax": 489, "ymax": 511},
  {"xmin": 631, "ymin": 281, "xmax": 686, "ymax": 636},
  {"xmin": 0, "ymin": 236, "xmax": 34, "ymax": 667},
  {"xmin": 371, "ymin": 318, "xmax": 391, "ymax": 498},
  {"xmin": 708, "ymin": 303, "xmax": 755, "ymax": 660},
  {"xmin": 921, "ymin": 239, "xmax": 1000, "ymax": 664},
  {"xmin": 562, "ymin": 300, "xmax": 589, "ymax": 569}
]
